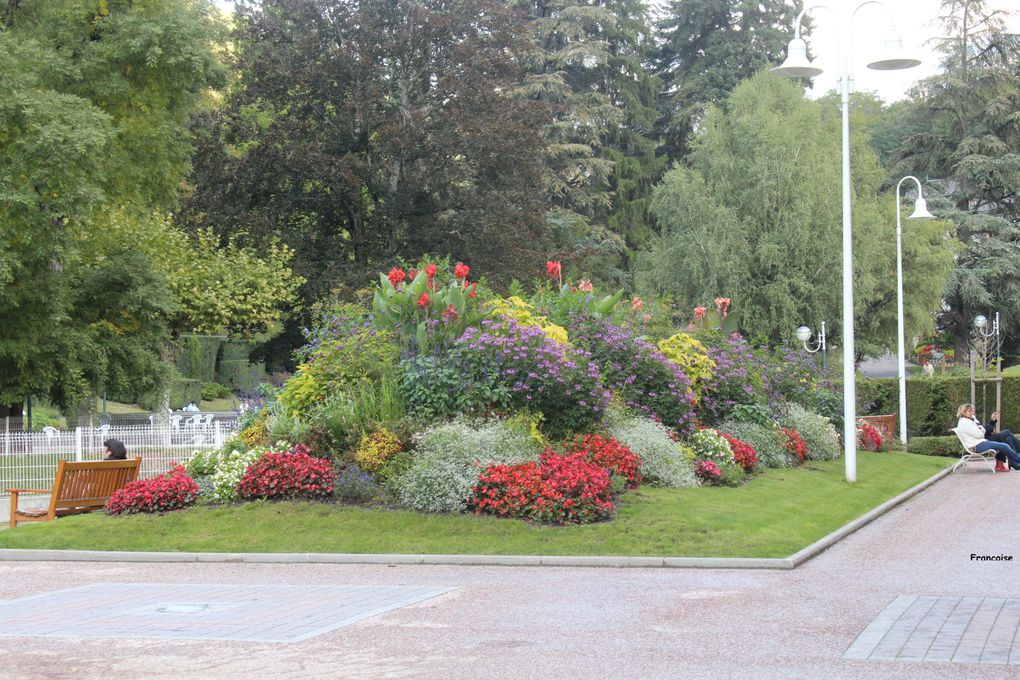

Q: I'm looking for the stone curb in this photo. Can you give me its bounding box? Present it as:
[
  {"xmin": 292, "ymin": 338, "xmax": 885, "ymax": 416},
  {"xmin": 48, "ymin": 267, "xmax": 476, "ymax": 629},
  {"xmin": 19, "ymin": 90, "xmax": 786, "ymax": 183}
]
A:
[
  {"xmin": 0, "ymin": 466, "xmax": 952, "ymax": 570},
  {"xmin": 787, "ymin": 464, "xmax": 954, "ymax": 567}
]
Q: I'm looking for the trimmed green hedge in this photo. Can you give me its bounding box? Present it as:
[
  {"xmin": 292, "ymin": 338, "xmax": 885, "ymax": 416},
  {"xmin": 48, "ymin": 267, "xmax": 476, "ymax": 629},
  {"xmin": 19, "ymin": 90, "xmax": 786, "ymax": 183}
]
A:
[
  {"xmin": 905, "ymin": 436, "xmax": 960, "ymax": 457},
  {"xmin": 858, "ymin": 376, "xmax": 1017, "ymax": 438},
  {"xmin": 177, "ymin": 334, "xmax": 224, "ymax": 383}
]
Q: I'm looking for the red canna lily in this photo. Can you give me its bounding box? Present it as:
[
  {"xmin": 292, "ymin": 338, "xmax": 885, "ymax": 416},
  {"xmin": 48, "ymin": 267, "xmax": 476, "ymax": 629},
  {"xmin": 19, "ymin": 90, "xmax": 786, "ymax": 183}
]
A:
[
  {"xmin": 417, "ymin": 292, "xmax": 430, "ymax": 308},
  {"xmin": 388, "ymin": 267, "xmax": 406, "ymax": 287},
  {"xmin": 454, "ymin": 262, "xmax": 470, "ymax": 280}
]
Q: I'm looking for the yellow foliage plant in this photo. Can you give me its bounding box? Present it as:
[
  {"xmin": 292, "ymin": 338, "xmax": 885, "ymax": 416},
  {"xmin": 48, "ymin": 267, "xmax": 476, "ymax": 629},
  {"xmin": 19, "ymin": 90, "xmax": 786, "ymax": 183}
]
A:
[
  {"xmin": 486, "ymin": 296, "xmax": 570, "ymax": 346},
  {"xmin": 353, "ymin": 428, "xmax": 403, "ymax": 474},
  {"xmin": 657, "ymin": 332, "xmax": 716, "ymax": 392}
]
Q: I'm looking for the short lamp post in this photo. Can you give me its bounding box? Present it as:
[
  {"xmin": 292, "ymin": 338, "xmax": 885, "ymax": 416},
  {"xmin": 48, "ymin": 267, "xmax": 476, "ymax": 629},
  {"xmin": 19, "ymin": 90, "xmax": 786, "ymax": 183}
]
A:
[
  {"xmin": 772, "ymin": 1, "xmax": 920, "ymax": 483},
  {"xmin": 796, "ymin": 322, "xmax": 827, "ymax": 377},
  {"xmin": 895, "ymin": 176, "xmax": 935, "ymax": 446}
]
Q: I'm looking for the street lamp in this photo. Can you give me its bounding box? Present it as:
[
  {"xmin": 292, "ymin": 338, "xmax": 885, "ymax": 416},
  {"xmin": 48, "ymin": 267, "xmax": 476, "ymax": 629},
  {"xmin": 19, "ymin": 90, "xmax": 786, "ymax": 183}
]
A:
[
  {"xmin": 773, "ymin": 2, "xmax": 920, "ymax": 483},
  {"xmin": 895, "ymin": 176, "xmax": 935, "ymax": 446},
  {"xmin": 796, "ymin": 322, "xmax": 827, "ymax": 377},
  {"xmin": 975, "ymin": 312, "xmax": 1001, "ymax": 367}
]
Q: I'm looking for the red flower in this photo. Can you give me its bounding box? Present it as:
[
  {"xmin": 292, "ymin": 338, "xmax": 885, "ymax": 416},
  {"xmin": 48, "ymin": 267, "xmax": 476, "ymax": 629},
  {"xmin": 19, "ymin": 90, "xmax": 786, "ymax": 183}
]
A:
[
  {"xmin": 443, "ymin": 304, "xmax": 458, "ymax": 321},
  {"xmin": 417, "ymin": 292, "xmax": 430, "ymax": 309},
  {"xmin": 388, "ymin": 267, "xmax": 406, "ymax": 287},
  {"xmin": 425, "ymin": 263, "xmax": 438, "ymax": 281},
  {"xmin": 409, "ymin": 268, "xmax": 419, "ymax": 279},
  {"xmin": 546, "ymin": 260, "xmax": 561, "ymax": 279},
  {"xmin": 694, "ymin": 306, "xmax": 707, "ymax": 320},
  {"xmin": 469, "ymin": 282, "xmax": 477, "ymax": 299},
  {"xmin": 454, "ymin": 262, "xmax": 470, "ymax": 280},
  {"xmin": 631, "ymin": 297, "xmax": 644, "ymax": 311}
]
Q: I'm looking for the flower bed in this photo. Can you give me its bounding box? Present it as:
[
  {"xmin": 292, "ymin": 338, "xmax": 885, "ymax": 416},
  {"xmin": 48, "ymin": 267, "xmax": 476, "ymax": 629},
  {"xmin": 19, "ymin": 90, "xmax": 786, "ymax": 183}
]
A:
[{"xmin": 107, "ymin": 465, "xmax": 199, "ymax": 515}]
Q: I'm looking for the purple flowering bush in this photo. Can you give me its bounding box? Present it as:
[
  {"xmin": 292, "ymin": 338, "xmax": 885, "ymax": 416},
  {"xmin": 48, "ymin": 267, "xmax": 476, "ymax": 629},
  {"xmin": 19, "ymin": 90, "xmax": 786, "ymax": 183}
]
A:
[
  {"xmin": 696, "ymin": 332, "xmax": 769, "ymax": 425},
  {"xmin": 570, "ymin": 315, "xmax": 697, "ymax": 434},
  {"xmin": 455, "ymin": 317, "xmax": 610, "ymax": 438}
]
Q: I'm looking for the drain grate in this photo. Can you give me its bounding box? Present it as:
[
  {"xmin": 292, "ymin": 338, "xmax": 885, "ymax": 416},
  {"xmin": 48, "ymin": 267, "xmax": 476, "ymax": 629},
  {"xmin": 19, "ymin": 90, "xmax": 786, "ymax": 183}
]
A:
[
  {"xmin": 846, "ymin": 595, "xmax": 1020, "ymax": 664},
  {"xmin": 0, "ymin": 583, "xmax": 456, "ymax": 643}
]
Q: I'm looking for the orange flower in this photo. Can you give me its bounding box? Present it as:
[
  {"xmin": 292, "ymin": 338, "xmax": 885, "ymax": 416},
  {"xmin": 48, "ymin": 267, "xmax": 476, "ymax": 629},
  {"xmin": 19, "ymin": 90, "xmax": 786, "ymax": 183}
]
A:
[{"xmin": 694, "ymin": 306, "xmax": 707, "ymax": 320}]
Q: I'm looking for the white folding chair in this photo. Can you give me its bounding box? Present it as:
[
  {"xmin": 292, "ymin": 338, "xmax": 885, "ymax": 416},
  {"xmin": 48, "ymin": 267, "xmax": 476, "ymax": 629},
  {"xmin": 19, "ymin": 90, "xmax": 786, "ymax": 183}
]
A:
[{"xmin": 949, "ymin": 428, "xmax": 997, "ymax": 473}]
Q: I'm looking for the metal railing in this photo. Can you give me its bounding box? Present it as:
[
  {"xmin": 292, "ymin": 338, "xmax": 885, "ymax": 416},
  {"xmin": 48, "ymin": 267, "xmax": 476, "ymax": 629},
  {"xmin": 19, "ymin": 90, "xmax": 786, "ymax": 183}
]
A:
[{"xmin": 0, "ymin": 423, "xmax": 237, "ymax": 498}]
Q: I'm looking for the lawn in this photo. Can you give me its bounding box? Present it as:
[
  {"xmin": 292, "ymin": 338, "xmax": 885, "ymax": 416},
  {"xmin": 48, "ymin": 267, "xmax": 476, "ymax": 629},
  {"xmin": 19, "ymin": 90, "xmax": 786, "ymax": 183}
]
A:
[{"xmin": 0, "ymin": 452, "xmax": 951, "ymax": 557}]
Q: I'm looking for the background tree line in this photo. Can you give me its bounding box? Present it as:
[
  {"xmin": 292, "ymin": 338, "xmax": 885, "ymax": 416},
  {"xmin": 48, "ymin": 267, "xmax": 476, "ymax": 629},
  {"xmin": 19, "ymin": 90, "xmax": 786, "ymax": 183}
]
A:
[{"xmin": 3, "ymin": 0, "xmax": 1018, "ymax": 417}]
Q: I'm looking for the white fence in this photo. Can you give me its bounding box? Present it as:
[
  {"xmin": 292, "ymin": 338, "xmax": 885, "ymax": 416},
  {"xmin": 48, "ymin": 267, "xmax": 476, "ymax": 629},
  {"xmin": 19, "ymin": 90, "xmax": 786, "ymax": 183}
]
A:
[{"xmin": 0, "ymin": 423, "xmax": 237, "ymax": 498}]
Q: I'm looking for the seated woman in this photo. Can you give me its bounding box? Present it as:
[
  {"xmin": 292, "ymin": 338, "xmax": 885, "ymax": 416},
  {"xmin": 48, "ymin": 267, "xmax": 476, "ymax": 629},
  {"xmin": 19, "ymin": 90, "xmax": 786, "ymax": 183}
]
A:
[
  {"xmin": 103, "ymin": 438, "xmax": 128, "ymax": 461},
  {"xmin": 956, "ymin": 404, "xmax": 1020, "ymax": 472}
]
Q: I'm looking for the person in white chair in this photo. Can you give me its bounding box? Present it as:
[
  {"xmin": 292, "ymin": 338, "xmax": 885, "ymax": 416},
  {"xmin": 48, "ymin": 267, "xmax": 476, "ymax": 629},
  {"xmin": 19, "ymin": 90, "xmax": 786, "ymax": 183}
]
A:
[{"xmin": 956, "ymin": 403, "xmax": 1020, "ymax": 472}]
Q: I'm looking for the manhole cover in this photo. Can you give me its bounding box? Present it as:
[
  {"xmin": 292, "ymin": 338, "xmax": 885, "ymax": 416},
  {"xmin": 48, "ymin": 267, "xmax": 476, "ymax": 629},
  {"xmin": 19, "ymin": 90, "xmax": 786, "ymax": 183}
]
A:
[
  {"xmin": 0, "ymin": 583, "xmax": 456, "ymax": 643},
  {"xmin": 846, "ymin": 595, "xmax": 1020, "ymax": 664}
]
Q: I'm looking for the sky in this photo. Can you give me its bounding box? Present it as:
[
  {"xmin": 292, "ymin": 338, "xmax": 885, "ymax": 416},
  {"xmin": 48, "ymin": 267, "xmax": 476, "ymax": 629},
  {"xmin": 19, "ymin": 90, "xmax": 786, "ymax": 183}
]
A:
[{"xmin": 212, "ymin": 0, "xmax": 1019, "ymax": 102}]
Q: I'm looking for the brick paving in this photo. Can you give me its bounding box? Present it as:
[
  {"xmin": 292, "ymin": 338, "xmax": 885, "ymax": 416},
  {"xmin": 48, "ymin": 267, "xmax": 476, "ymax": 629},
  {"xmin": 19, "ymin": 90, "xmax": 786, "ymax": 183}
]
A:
[
  {"xmin": 846, "ymin": 595, "xmax": 1020, "ymax": 664},
  {"xmin": 0, "ymin": 583, "xmax": 455, "ymax": 642}
]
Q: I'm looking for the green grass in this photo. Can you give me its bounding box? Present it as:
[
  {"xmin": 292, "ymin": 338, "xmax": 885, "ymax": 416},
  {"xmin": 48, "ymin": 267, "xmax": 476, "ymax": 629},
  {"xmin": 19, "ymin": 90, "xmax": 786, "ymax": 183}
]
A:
[{"xmin": 0, "ymin": 452, "xmax": 952, "ymax": 557}]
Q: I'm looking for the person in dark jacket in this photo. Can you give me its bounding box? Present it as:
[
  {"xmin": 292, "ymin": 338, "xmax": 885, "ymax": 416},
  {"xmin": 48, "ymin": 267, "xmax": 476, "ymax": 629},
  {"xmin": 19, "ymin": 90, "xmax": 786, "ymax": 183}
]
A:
[{"xmin": 103, "ymin": 438, "xmax": 127, "ymax": 460}]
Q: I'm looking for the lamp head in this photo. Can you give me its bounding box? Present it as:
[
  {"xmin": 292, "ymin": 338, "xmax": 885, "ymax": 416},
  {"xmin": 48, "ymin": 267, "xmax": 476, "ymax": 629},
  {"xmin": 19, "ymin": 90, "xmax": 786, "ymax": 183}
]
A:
[
  {"xmin": 908, "ymin": 197, "xmax": 934, "ymax": 220},
  {"xmin": 796, "ymin": 325, "xmax": 812, "ymax": 343},
  {"xmin": 867, "ymin": 33, "xmax": 922, "ymax": 71},
  {"xmin": 975, "ymin": 315, "xmax": 988, "ymax": 330},
  {"xmin": 771, "ymin": 38, "xmax": 824, "ymax": 78}
]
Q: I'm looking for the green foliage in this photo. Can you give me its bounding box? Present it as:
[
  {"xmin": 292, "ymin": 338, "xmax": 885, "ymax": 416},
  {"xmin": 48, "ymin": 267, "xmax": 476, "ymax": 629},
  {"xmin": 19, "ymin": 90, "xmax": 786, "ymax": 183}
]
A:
[
  {"xmin": 394, "ymin": 418, "xmax": 542, "ymax": 514},
  {"xmin": 178, "ymin": 334, "xmax": 222, "ymax": 383},
  {"xmin": 774, "ymin": 403, "xmax": 842, "ymax": 462},
  {"xmin": 637, "ymin": 72, "xmax": 951, "ymax": 350},
  {"xmin": 717, "ymin": 419, "xmax": 789, "ymax": 469},
  {"xmin": 607, "ymin": 414, "xmax": 697, "ymax": 488},
  {"xmin": 906, "ymin": 436, "xmax": 960, "ymax": 457},
  {"xmin": 353, "ymin": 428, "xmax": 404, "ymax": 476},
  {"xmin": 201, "ymin": 382, "xmax": 232, "ymax": 402},
  {"xmin": 372, "ymin": 263, "xmax": 485, "ymax": 354},
  {"xmin": 399, "ymin": 351, "xmax": 508, "ymax": 422},
  {"xmin": 654, "ymin": 0, "xmax": 798, "ymax": 160}
]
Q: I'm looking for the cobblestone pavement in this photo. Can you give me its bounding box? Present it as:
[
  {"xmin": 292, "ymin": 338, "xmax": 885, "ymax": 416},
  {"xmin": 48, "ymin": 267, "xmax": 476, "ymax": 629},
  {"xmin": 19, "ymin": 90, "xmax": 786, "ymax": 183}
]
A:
[{"xmin": 0, "ymin": 467, "xmax": 1018, "ymax": 679}]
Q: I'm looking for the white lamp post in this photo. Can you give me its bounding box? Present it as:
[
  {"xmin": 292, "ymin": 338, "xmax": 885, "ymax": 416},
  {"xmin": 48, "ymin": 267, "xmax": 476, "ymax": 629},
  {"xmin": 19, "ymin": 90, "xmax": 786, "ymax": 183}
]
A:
[
  {"xmin": 773, "ymin": 2, "xmax": 920, "ymax": 483},
  {"xmin": 894, "ymin": 176, "xmax": 934, "ymax": 446},
  {"xmin": 796, "ymin": 322, "xmax": 827, "ymax": 377},
  {"xmin": 975, "ymin": 312, "xmax": 1001, "ymax": 366}
]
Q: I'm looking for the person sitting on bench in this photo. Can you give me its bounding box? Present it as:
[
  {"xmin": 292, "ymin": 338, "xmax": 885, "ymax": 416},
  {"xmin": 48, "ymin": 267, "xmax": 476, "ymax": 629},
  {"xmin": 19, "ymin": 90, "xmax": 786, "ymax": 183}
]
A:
[
  {"xmin": 103, "ymin": 438, "xmax": 127, "ymax": 461},
  {"xmin": 956, "ymin": 403, "xmax": 1020, "ymax": 472}
]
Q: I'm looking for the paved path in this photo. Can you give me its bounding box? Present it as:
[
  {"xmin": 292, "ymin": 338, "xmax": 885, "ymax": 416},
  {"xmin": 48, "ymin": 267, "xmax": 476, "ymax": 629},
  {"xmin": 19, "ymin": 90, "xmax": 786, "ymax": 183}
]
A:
[{"xmin": 0, "ymin": 467, "xmax": 1018, "ymax": 678}]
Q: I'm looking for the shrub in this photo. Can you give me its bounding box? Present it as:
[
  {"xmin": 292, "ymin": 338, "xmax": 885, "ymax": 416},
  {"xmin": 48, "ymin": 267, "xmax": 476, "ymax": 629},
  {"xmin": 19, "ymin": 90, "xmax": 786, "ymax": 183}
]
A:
[
  {"xmin": 201, "ymin": 381, "xmax": 232, "ymax": 401},
  {"xmin": 906, "ymin": 436, "xmax": 959, "ymax": 457},
  {"xmin": 399, "ymin": 349, "xmax": 506, "ymax": 421},
  {"xmin": 695, "ymin": 460, "xmax": 724, "ymax": 485},
  {"xmin": 455, "ymin": 317, "xmax": 610, "ymax": 438},
  {"xmin": 607, "ymin": 415, "xmax": 697, "ymax": 487},
  {"xmin": 236, "ymin": 450, "xmax": 337, "ymax": 501},
  {"xmin": 781, "ymin": 427, "xmax": 808, "ymax": 464},
  {"xmin": 353, "ymin": 428, "xmax": 403, "ymax": 475},
  {"xmin": 857, "ymin": 420, "xmax": 885, "ymax": 452},
  {"xmin": 657, "ymin": 332, "xmax": 715, "ymax": 392},
  {"xmin": 468, "ymin": 451, "xmax": 615, "ymax": 524},
  {"xmin": 687, "ymin": 427, "xmax": 744, "ymax": 483},
  {"xmin": 776, "ymin": 402, "xmax": 842, "ymax": 461},
  {"xmin": 106, "ymin": 465, "xmax": 199, "ymax": 515},
  {"xmin": 697, "ymin": 333, "xmax": 768, "ymax": 424},
  {"xmin": 206, "ymin": 446, "xmax": 270, "ymax": 504},
  {"xmin": 570, "ymin": 315, "xmax": 696, "ymax": 433},
  {"xmin": 561, "ymin": 434, "xmax": 642, "ymax": 488},
  {"xmin": 394, "ymin": 418, "xmax": 542, "ymax": 513},
  {"xmin": 719, "ymin": 418, "xmax": 791, "ymax": 468},
  {"xmin": 334, "ymin": 464, "xmax": 379, "ymax": 503},
  {"xmin": 718, "ymin": 432, "xmax": 758, "ymax": 473}
]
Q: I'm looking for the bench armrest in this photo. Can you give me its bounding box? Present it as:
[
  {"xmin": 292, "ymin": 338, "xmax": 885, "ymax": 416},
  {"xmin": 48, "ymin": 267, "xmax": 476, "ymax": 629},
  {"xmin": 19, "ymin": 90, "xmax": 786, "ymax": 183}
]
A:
[{"xmin": 6, "ymin": 489, "xmax": 51, "ymax": 494}]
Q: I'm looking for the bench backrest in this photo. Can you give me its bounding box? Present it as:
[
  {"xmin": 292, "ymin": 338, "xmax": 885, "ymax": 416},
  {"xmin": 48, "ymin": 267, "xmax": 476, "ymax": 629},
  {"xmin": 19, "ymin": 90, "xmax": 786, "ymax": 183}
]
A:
[
  {"xmin": 51, "ymin": 458, "xmax": 142, "ymax": 512},
  {"xmin": 949, "ymin": 428, "xmax": 976, "ymax": 454}
]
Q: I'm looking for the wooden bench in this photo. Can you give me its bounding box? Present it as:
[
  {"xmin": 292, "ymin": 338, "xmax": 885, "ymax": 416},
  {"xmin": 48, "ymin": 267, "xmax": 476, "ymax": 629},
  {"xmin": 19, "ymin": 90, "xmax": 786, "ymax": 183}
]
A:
[{"xmin": 7, "ymin": 458, "xmax": 142, "ymax": 528}]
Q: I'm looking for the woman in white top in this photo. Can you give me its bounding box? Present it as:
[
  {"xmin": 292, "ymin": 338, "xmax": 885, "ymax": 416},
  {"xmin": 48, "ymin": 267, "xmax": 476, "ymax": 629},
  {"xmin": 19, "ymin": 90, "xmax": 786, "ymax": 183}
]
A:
[{"xmin": 956, "ymin": 403, "xmax": 1020, "ymax": 471}]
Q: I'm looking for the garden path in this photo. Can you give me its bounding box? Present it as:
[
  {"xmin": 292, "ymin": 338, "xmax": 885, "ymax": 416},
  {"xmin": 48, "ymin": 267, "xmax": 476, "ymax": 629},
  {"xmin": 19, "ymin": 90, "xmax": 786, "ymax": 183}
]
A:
[{"xmin": 0, "ymin": 468, "xmax": 1017, "ymax": 678}]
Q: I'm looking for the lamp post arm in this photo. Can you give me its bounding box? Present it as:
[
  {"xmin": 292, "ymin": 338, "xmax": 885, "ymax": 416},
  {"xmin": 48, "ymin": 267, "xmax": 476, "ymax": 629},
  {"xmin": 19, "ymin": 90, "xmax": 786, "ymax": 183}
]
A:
[{"xmin": 896, "ymin": 175, "xmax": 924, "ymax": 201}]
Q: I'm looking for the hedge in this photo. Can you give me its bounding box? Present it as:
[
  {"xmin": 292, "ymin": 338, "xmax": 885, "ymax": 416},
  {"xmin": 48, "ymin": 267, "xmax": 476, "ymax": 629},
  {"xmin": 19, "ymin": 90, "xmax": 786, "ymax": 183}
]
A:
[
  {"xmin": 177, "ymin": 334, "xmax": 224, "ymax": 383},
  {"xmin": 856, "ymin": 376, "xmax": 1018, "ymax": 438},
  {"xmin": 905, "ymin": 436, "xmax": 960, "ymax": 457}
]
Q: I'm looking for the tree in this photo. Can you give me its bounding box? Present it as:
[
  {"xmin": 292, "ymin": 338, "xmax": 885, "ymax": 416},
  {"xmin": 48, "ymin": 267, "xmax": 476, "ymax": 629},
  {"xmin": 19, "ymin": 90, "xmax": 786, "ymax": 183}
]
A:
[
  {"xmin": 654, "ymin": 0, "xmax": 800, "ymax": 162},
  {"xmin": 892, "ymin": 0, "xmax": 1020, "ymax": 356},
  {"xmin": 0, "ymin": 0, "xmax": 227, "ymax": 411},
  {"xmin": 636, "ymin": 72, "xmax": 953, "ymax": 352},
  {"xmin": 181, "ymin": 0, "xmax": 551, "ymax": 308}
]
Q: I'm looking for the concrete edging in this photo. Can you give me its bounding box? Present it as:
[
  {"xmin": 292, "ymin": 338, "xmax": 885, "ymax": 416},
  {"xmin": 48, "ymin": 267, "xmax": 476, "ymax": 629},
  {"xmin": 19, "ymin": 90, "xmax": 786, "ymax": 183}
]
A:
[{"xmin": 0, "ymin": 465, "xmax": 953, "ymax": 570}]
